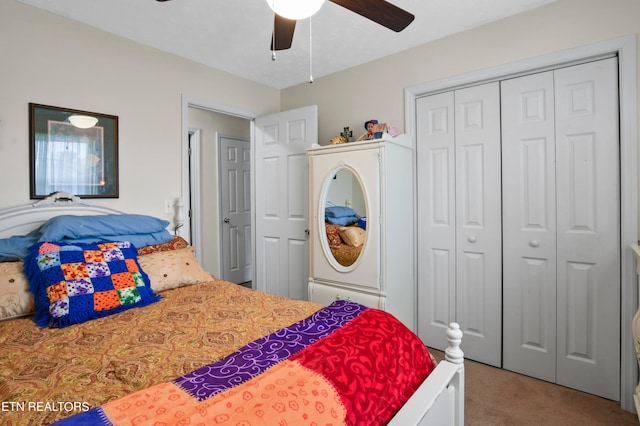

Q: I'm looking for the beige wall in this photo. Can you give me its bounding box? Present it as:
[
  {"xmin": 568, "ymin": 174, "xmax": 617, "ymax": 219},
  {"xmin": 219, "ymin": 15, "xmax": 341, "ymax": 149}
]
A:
[
  {"xmin": 0, "ymin": 0, "xmax": 279, "ymax": 221},
  {"xmin": 2, "ymin": 0, "xmax": 639, "ymax": 262},
  {"xmin": 3, "ymin": 0, "xmax": 637, "ymax": 217},
  {"xmin": 188, "ymin": 108, "xmax": 250, "ymax": 276},
  {"xmin": 282, "ymin": 0, "xmax": 640, "ymax": 147}
]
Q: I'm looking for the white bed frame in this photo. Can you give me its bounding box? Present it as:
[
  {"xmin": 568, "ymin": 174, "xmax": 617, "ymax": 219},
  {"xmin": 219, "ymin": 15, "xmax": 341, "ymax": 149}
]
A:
[
  {"xmin": 0, "ymin": 192, "xmax": 123, "ymax": 239},
  {"xmin": 0, "ymin": 192, "xmax": 465, "ymax": 426}
]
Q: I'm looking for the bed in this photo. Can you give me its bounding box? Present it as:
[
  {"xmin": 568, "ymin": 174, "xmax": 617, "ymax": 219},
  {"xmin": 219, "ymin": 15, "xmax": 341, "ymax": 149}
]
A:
[
  {"xmin": 323, "ymin": 206, "xmax": 367, "ymax": 268},
  {"xmin": 325, "ymin": 223, "xmax": 365, "ymax": 267},
  {"xmin": 0, "ymin": 193, "xmax": 464, "ymax": 425}
]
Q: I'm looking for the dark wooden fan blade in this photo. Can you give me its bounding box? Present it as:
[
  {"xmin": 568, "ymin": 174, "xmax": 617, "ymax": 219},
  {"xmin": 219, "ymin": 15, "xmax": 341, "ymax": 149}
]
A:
[
  {"xmin": 270, "ymin": 14, "xmax": 297, "ymax": 51},
  {"xmin": 330, "ymin": 0, "xmax": 414, "ymax": 32}
]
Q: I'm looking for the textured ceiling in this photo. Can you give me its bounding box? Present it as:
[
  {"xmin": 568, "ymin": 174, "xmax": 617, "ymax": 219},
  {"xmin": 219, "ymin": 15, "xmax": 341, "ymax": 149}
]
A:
[{"xmin": 17, "ymin": 0, "xmax": 556, "ymax": 89}]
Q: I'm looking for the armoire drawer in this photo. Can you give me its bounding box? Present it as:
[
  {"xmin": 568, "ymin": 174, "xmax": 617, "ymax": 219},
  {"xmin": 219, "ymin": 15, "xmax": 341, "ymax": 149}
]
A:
[{"xmin": 309, "ymin": 281, "xmax": 383, "ymax": 310}]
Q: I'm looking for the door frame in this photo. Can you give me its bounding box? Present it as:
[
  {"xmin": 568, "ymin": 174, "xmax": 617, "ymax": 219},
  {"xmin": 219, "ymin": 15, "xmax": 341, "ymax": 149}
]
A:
[
  {"xmin": 181, "ymin": 96, "xmax": 258, "ymax": 281},
  {"xmin": 184, "ymin": 128, "xmax": 202, "ymax": 263},
  {"xmin": 405, "ymin": 35, "xmax": 638, "ymax": 412}
]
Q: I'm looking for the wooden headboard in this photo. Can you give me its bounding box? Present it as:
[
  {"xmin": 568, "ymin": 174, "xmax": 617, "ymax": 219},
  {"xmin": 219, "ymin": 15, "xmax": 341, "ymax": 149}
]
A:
[{"xmin": 0, "ymin": 192, "xmax": 123, "ymax": 239}]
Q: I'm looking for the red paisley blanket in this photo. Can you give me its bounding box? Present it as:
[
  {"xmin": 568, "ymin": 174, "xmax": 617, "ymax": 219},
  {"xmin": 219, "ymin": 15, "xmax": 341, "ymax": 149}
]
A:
[{"xmin": 55, "ymin": 301, "xmax": 435, "ymax": 425}]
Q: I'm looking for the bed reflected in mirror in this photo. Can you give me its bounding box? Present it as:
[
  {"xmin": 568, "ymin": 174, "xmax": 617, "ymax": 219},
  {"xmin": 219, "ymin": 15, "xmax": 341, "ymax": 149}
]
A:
[{"xmin": 322, "ymin": 168, "xmax": 367, "ymax": 268}]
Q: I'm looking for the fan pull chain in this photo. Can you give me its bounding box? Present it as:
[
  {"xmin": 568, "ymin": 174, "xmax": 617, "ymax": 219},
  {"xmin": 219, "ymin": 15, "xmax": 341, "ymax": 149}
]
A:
[
  {"xmin": 271, "ymin": 0, "xmax": 276, "ymax": 61},
  {"xmin": 309, "ymin": 17, "xmax": 314, "ymax": 83}
]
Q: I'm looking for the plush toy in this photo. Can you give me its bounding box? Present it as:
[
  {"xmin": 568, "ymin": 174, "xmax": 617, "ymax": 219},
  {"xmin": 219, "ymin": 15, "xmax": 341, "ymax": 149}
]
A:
[{"xmin": 330, "ymin": 135, "xmax": 348, "ymax": 144}]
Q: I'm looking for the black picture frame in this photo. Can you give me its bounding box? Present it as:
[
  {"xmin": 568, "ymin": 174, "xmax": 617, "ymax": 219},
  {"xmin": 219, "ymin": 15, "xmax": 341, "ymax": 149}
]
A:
[{"xmin": 29, "ymin": 103, "xmax": 119, "ymax": 199}]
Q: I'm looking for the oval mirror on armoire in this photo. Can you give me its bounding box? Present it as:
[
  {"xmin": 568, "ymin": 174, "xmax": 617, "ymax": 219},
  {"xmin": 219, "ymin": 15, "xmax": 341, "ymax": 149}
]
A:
[{"xmin": 320, "ymin": 167, "xmax": 367, "ymax": 269}]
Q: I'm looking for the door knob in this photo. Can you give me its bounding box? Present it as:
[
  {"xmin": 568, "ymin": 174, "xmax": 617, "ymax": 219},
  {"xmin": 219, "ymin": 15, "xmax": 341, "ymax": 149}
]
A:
[
  {"xmin": 529, "ymin": 240, "xmax": 540, "ymax": 248},
  {"xmin": 468, "ymin": 236, "xmax": 477, "ymax": 243},
  {"xmin": 223, "ymin": 218, "xmax": 230, "ymax": 223}
]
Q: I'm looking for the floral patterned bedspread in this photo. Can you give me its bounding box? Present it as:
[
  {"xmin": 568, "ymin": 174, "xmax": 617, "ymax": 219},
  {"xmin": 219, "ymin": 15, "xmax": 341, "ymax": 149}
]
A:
[{"xmin": 0, "ymin": 279, "xmax": 323, "ymax": 425}]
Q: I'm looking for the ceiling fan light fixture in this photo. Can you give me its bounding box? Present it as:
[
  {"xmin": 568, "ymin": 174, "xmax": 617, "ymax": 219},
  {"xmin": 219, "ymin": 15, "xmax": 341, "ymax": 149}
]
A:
[
  {"xmin": 68, "ymin": 114, "xmax": 98, "ymax": 129},
  {"xmin": 266, "ymin": 0, "xmax": 326, "ymax": 20}
]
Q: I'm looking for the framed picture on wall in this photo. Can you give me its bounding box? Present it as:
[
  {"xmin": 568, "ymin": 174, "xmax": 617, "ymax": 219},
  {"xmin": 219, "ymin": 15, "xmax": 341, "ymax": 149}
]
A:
[{"xmin": 29, "ymin": 103, "xmax": 119, "ymax": 199}]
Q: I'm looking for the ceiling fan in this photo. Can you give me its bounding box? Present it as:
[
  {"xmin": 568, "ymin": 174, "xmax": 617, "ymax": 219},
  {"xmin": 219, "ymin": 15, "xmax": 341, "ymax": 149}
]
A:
[{"xmin": 155, "ymin": 0, "xmax": 415, "ymax": 52}]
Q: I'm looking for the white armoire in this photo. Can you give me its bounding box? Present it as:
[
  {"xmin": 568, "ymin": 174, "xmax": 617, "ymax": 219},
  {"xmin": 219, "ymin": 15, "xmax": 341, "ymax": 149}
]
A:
[
  {"xmin": 417, "ymin": 58, "xmax": 620, "ymax": 400},
  {"xmin": 307, "ymin": 134, "xmax": 415, "ymax": 330}
]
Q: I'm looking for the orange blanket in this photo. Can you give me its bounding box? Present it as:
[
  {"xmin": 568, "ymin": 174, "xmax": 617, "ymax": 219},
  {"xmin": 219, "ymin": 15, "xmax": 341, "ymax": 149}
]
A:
[{"xmin": 55, "ymin": 302, "xmax": 435, "ymax": 425}]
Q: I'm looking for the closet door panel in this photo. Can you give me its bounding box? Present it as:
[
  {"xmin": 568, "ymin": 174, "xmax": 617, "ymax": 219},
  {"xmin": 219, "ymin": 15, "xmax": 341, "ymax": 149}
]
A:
[
  {"xmin": 417, "ymin": 92, "xmax": 456, "ymax": 350},
  {"xmin": 501, "ymin": 71, "xmax": 557, "ymax": 379},
  {"xmin": 454, "ymin": 83, "xmax": 502, "ymax": 367},
  {"xmin": 554, "ymin": 58, "xmax": 620, "ymax": 400}
]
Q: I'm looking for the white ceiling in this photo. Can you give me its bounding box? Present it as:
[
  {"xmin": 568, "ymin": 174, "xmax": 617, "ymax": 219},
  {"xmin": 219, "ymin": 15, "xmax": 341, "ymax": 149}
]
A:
[{"xmin": 18, "ymin": 0, "xmax": 556, "ymax": 89}]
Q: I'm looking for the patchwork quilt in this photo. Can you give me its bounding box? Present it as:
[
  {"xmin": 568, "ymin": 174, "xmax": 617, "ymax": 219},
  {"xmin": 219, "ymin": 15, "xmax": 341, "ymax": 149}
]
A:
[
  {"xmin": 54, "ymin": 301, "xmax": 435, "ymax": 425},
  {"xmin": 24, "ymin": 241, "xmax": 160, "ymax": 328}
]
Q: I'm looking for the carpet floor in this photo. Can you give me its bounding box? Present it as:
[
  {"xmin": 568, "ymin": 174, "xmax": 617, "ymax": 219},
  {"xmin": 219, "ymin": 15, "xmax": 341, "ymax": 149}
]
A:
[{"xmin": 429, "ymin": 349, "xmax": 638, "ymax": 425}]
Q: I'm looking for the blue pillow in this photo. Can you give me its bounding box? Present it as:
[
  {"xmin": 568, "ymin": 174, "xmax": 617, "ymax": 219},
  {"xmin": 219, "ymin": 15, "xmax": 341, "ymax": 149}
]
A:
[
  {"xmin": 24, "ymin": 241, "xmax": 161, "ymax": 328},
  {"xmin": 325, "ymin": 206, "xmax": 358, "ymax": 218},
  {"xmin": 326, "ymin": 215, "xmax": 360, "ymax": 226},
  {"xmin": 60, "ymin": 230, "xmax": 174, "ymax": 248},
  {"xmin": 0, "ymin": 232, "xmax": 40, "ymax": 262},
  {"xmin": 38, "ymin": 214, "xmax": 170, "ymax": 242}
]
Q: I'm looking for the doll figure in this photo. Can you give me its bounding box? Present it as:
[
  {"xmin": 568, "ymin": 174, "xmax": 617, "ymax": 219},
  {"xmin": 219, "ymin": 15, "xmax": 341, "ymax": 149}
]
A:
[{"xmin": 359, "ymin": 119, "xmax": 384, "ymax": 141}]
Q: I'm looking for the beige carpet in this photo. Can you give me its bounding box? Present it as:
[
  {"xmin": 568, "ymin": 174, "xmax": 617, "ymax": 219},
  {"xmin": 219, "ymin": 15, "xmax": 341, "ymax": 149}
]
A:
[{"xmin": 429, "ymin": 349, "xmax": 638, "ymax": 425}]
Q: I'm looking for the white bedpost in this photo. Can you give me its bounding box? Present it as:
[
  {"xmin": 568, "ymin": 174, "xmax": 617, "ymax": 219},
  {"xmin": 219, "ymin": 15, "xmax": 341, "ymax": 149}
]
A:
[
  {"xmin": 445, "ymin": 322, "xmax": 464, "ymax": 364},
  {"xmin": 445, "ymin": 322, "xmax": 465, "ymax": 426}
]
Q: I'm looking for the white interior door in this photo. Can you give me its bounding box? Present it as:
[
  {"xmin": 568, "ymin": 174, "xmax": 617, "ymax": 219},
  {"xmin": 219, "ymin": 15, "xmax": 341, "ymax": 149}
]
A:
[
  {"xmin": 253, "ymin": 105, "xmax": 317, "ymax": 299},
  {"xmin": 220, "ymin": 135, "xmax": 252, "ymax": 284},
  {"xmin": 502, "ymin": 58, "xmax": 620, "ymax": 400}
]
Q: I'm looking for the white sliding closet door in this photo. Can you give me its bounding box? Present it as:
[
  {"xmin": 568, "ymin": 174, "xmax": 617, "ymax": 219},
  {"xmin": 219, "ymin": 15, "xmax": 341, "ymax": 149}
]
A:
[
  {"xmin": 502, "ymin": 71, "xmax": 558, "ymax": 381},
  {"xmin": 417, "ymin": 91, "xmax": 456, "ymax": 352},
  {"xmin": 502, "ymin": 58, "xmax": 620, "ymax": 400},
  {"xmin": 454, "ymin": 84, "xmax": 502, "ymax": 366},
  {"xmin": 417, "ymin": 83, "xmax": 502, "ymax": 366},
  {"xmin": 554, "ymin": 58, "xmax": 620, "ymax": 399}
]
